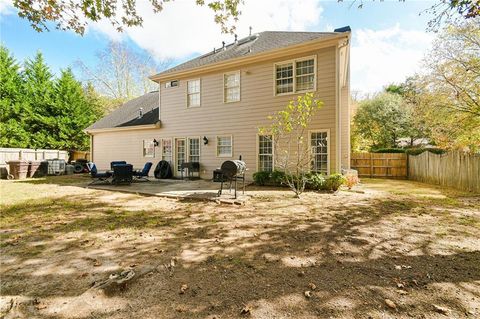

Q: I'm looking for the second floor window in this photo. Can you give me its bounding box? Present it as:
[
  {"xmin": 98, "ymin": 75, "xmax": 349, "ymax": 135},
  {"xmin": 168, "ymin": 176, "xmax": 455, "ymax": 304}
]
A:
[
  {"xmin": 275, "ymin": 56, "xmax": 316, "ymax": 95},
  {"xmin": 224, "ymin": 72, "xmax": 240, "ymax": 102},
  {"xmin": 187, "ymin": 79, "xmax": 200, "ymax": 107}
]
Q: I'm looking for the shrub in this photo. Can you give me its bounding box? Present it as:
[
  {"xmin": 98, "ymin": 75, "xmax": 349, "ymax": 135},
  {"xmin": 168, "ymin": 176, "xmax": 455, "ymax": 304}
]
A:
[
  {"xmin": 345, "ymin": 174, "xmax": 359, "ymax": 190},
  {"xmin": 305, "ymin": 173, "xmax": 326, "ymax": 190},
  {"xmin": 271, "ymin": 170, "xmax": 286, "ymax": 185},
  {"xmin": 325, "ymin": 173, "xmax": 346, "ymax": 191},
  {"xmin": 371, "ymin": 148, "xmax": 405, "ymax": 153},
  {"xmin": 405, "ymin": 147, "xmax": 446, "ymax": 155},
  {"xmin": 253, "ymin": 171, "xmax": 270, "ymax": 186}
]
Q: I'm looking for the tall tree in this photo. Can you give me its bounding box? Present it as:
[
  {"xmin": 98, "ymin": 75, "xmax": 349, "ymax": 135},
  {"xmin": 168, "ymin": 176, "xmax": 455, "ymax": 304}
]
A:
[
  {"xmin": 13, "ymin": 0, "xmax": 242, "ymax": 35},
  {"xmin": 52, "ymin": 69, "xmax": 98, "ymax": 151},
  {"xmin": 22, "ymin": 51, "xmax": 55, "ymax": 148},
  {"xmin": 352, "ymin": 93, "xmax": 415, "ymax": 150},
  {"xmin": 0, "ymin": 46, "xmax": 30, "ymax": 147},
  {"xmin": 77, "ymin": 41, "xmax": 168, "ymax": 111},
  {"xmin": 408, "ymin": 19, "xmax": 480, "ymax": 152}
]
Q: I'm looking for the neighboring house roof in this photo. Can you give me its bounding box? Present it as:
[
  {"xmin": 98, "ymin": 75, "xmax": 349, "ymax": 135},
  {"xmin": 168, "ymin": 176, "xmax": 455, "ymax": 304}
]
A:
[
  {"xmin": 86, "ymin": 91, "xmax": 159, "ymax": 131},
  {"xmin": 152, "ymin": 31, "xmax": 344, "ymax": 78}
]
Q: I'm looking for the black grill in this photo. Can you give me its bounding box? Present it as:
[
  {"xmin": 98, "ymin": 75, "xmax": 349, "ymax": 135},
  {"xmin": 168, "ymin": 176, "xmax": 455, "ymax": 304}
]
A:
[{"xmin": 218, "ymin": 159, "xmax": 247, "ymax": 199}]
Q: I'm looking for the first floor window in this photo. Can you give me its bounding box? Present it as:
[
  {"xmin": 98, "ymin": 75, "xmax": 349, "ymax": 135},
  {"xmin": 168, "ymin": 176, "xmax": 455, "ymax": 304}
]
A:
[
  {"xmin": 258, "ymin": 135, "xmax": 273, "ymax": 172},
  {"xmin": 161, "ymin": 139, "xmax": 172, "ymax": 163},
  {"xmin": 310, "ymin": 131, "xmax": 328, "ymax": 174},
  {"xmin": 187, "ymin": 79, "xmax": 201, "ymax": 107},
  {"xmin": 224, "ymin": 72, "xmax": 240, "ymax": 102},
  {"xmin": 143, "ymin": 140, "xmax": 155, "ymax": 158},
  {"xmin": 216, "ymin": 135, "xmax": 232, "ymax": 157},
  {"xmin": 188, "ymin": 138, "xmax": 200, "ymax": 162}
]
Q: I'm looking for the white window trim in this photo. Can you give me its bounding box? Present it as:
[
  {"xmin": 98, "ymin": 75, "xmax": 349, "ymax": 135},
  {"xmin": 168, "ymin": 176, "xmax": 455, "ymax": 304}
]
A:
[
  {"xmin": 273, "ymin": 55, "xmax": 317, "ymax": 96},
  {"xmin": 160, "ymin": 138, "xmax": 173, "ymax": 162},
  {"xmin": 143, "ymin": 139, "xmax": 155, "ymax": 158},
  {"xmin": 186, "ymin": 78, "xmax": 201, "ymax": 108},
  {"xmin": 187, "ymin": 136, "xmax": 201, "ymax": 162},
  {"xmin": 223, "ymin": 71, "xmax": 241, "ymax": 103},
  {"xmin": 256, "ymin": 133, "xmax": 275, "ymax": 172},
  {"xmin": 173, "ymin": 137, "xmax": 187, "ymax": 175},
  {"xmin": 308, "ymin": 129, "xmax": 330, "ymax": 175},
  {"xmin": 216, "ymin": 135, "xmax": 233, "ymax": 158}
]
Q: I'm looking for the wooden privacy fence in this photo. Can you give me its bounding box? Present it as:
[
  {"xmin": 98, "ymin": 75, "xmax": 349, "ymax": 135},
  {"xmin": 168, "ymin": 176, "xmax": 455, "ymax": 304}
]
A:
[
  {"xmin": 409, "ymin": 151, "xmax": 480, "ymax": 193},
  {"xmin": 351, "ymin": 153, "xmax": 407, "ymax": 179}
]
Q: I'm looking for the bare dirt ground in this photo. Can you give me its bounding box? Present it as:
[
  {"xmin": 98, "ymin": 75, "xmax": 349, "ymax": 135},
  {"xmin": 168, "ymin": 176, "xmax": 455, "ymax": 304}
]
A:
[{"xmin": 0, "ymin": 176, "xmax": 479, "ymax": 319}]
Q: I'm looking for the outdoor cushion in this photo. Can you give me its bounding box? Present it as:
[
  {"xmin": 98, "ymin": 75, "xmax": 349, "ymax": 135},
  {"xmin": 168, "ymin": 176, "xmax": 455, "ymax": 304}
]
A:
[
  {"xmin": 134, "ymin": 162, "xmax": 153, "ymax": 177},
  {"xmin": 110, "ymin": 161, "xmax": 127, "ymax": 170}
]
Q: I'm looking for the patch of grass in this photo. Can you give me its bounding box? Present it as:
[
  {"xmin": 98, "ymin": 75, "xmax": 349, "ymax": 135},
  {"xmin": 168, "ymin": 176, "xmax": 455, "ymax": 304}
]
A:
[{"xmin": 458, "ymin": 216, "xmax": 479, "ymax": 227}]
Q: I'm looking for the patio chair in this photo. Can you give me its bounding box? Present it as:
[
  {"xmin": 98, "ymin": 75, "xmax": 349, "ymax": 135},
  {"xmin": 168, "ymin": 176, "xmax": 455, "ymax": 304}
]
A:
[
  {"xmin": 133, "ymin": 162, "xmax": 153, "ymax": 181},
  {"xmin": 88, "ymin": 163, "xmax": 112, "ymax": 185},
  {"xmin": 110, "ymin": 161, "xmax": 127, "ymax": 170},
  {"xmin": 180, "ymin": 162, "xmax": 200, "ymax": 180},
  {"xmin": 111, "ymin": 164, "xmax": 133, "ymax": 185}
]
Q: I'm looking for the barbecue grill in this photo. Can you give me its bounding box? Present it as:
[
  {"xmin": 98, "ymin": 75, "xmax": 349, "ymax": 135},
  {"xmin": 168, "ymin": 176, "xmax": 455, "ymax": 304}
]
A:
[{"xmin": 218, "ymin": 159, "xmax": 246, "ymax": 199}]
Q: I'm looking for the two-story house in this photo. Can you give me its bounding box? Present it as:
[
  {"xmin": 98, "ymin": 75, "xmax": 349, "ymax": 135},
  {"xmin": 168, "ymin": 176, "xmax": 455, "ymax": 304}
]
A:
[{"xmin": 85, "ymin": 28, "xmax": 352, "ymax": 179}]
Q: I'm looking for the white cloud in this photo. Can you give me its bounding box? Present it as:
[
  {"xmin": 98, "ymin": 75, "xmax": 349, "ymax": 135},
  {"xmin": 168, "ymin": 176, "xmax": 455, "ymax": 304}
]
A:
[
  {"xmin": 89, "ymin": 0, "xmax": 323, "ymax": 60},
  {"xmin": 351, "ymin": 24, "xmax": 434, "ymax": 94},
  {"xmin": 0, "ymin": 0, "xmax": 14, "ymax": 15}
]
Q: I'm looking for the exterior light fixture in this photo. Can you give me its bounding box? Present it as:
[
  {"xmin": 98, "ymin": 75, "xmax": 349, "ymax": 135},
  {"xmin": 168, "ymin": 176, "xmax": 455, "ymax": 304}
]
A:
[{"xmin": 203, "ymin": 136, "xmax": 208, "ymax": 145}]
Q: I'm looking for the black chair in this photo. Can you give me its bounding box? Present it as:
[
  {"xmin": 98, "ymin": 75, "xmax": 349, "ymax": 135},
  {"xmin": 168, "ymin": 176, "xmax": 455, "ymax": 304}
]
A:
[
  {"xmin": 88, "ymin": 163, "xmax": 112, "ymax": 185},
  {"xmin": 111, "ymin": 164, "xmax": 133, "ymax": 185},
  {"xmin": 133, "ymin": 162, "xmax": 153, "ymax": 181},
  {"xmin": 110, "ymin": 161, "xmax": 127, "ymax": 170}
]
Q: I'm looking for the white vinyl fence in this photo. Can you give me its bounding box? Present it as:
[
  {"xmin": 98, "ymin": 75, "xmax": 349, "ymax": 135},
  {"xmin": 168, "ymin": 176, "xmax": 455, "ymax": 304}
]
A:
[{"xmin": 0, "ymin": 148, "xmax": 69, "ymax": 178}]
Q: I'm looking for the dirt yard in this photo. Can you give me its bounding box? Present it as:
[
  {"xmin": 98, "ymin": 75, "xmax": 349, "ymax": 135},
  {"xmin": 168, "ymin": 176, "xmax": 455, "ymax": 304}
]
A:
[{"xmin": 0, "ymin": 176, "xmax": 479, "ymax": 319}]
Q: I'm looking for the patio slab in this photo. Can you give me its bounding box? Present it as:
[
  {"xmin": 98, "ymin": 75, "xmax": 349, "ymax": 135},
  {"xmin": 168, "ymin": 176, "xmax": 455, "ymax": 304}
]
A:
[{"xmin": 87, "ymin": 179, "xmax": 249, "ymax": 204}]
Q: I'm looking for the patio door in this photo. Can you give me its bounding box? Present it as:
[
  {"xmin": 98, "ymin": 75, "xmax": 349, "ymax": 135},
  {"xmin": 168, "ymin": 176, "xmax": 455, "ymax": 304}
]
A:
[{"xmin": 175, "ymin": 138, "xmax": 186, "ymax": 177}]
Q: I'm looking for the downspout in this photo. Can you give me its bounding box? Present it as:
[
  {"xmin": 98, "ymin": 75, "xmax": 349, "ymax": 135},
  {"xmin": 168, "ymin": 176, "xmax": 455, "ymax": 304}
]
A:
[
  {"xmin": 90, "ymin": 134, "xmax": 94, "ymax": 162},
  {"xmin": 335, "ymin": 43, "xmax": 341, "ymax": 173}
]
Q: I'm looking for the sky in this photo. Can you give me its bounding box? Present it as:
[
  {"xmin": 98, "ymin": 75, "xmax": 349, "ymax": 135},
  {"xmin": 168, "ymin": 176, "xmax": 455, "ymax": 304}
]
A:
[{"xmin": 0, "ymin": 0, "xmax": 438, "ymax": 94}]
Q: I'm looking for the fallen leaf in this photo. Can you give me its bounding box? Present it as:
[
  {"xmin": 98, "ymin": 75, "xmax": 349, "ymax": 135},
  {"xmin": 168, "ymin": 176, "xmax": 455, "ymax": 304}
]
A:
[
  {"xmin": 433, "ymin": 304, "xmax": 450, "ymax": 315},
  {"xmin": 308, "ymin": 283, "xmax": 317, "ymax": 290},
  {"xmin": 397, "ymin": 283, "xmax": 404, "ymax": 289},
  {"xmin": 397, "ymin": 289, "xmax": 408, "ymax": 295},
  {"xmin": 240, "ymin": 305, "xmax": 251, "ymax": 315},
  {"xmin": 93, "ymin": 260, "xmax": 102, "ymax": 267},
  {"xmin": 304, "ymin": 290, "xmax": 312, "ymax": 298},
  {"xmin": 180, "ymin": 284, "xmax": 188, "ymax": 294},
  {"xmin": 385, "ymin": 299, "xmax": 397, "ymax": 310}
]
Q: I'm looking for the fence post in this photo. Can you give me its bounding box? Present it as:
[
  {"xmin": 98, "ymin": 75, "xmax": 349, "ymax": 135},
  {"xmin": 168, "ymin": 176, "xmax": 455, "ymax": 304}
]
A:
[{"xmin": 370, "ymin": 153, "xmax": 373, "ymax": 178}]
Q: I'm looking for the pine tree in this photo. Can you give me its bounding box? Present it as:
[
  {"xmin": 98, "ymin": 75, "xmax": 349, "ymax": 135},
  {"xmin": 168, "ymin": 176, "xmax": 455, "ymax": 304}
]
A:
[
  {"xmin": 53, "ymin": 69, "xmax": 97, "ymax": 151},
  {"xmin": 22, "ymin": 51, "xmax": 55, "ymax": 148},
  {"xmin": 0, "ymin": 46, "xmax": 30, "ymax": 147}
]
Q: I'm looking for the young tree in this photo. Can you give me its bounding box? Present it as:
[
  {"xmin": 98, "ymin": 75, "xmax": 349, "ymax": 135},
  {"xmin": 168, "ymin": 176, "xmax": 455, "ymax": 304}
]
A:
[
  {"xmin": 22, "ymin": 51, "xmax": 55, "ymax": 148},
  {"xmin": 0, "ymin": 46, "xmax": 30, "ymax": 147},
  {"xmin": 261, "ymin": 93, "xmax": 323, "ymax": 198},
  {"xmin": 13, "ymin": 0, "xmax": 242, "ymax": 35},
  {"xmin": 77, "ymin": 41, "xmax": 168, "ymax": 111}
]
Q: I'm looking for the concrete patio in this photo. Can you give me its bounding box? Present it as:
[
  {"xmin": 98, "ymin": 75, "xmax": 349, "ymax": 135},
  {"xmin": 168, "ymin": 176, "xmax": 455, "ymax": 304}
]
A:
[{"xmin": 87, "ymin": 178, "xmax": 249, "ymax": 204}]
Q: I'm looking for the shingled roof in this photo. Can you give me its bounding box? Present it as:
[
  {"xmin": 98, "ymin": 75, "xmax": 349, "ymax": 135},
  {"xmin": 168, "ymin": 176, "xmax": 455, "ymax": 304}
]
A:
[
  {"xmin": 86, "ymin": 91, "xmax": 159, "ymax": 131},
  {"xmin": 152, "ymin": 31, "xmax": 342, "ymax": 78}
]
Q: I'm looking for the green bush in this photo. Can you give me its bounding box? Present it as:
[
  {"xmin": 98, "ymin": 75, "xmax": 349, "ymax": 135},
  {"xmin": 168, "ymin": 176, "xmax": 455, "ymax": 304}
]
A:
[
  {"xmin": 305, "ymin": 173, "xmax": 326, "ymax": 190},
  {"xmin": 325, "ymin": 173, "xmax": 346, "ymax": 191},
  {"xmin": 405, "ymin": 148, "xmax": 446, "ymax": 155},
  {"xmin": 253, "ymin": 171, "xmax": 270, "ymax": 186},
  {"xmin": 371, "ymin": 148, "xmax": 405, "ymax": 153},
  {"xmin": 271, "ymin": 170, "xmax": 286, "ymax": 185}
]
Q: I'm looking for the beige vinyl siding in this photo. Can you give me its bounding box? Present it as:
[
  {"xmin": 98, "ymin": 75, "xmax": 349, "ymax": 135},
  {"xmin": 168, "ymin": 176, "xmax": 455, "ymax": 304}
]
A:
[{"xmin": 92, "ymin": 45, "xmax": 341, "ymax": 179}]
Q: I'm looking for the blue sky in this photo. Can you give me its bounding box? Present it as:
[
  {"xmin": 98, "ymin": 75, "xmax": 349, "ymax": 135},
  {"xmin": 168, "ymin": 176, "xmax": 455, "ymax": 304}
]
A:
[{"xmin": 0, "ymin": 0, "xmax": 437, "ymax": 93}]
